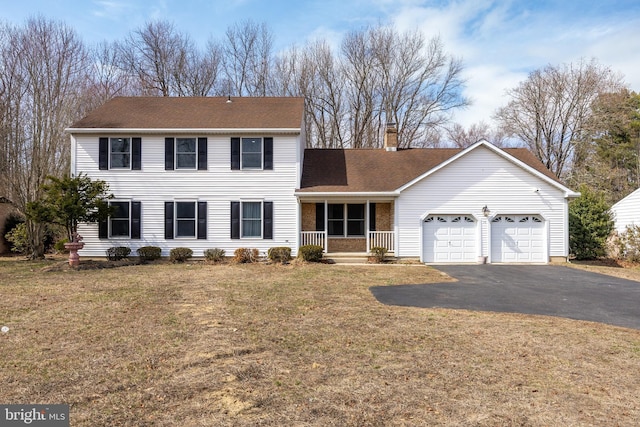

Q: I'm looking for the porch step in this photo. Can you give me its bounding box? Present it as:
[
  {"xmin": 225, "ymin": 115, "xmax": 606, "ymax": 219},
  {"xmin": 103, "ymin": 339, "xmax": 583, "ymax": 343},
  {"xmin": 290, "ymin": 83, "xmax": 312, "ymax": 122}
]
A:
[{"xmin": 323, "ymin": 252, "xmax": 369, "ymax": 264}]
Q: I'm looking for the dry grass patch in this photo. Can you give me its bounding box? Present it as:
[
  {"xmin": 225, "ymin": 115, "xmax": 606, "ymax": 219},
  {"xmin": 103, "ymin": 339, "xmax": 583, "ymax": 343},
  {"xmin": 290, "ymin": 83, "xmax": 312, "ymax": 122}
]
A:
[{"xmin": 1, "ymin": 260, "xmax": 639, "ymax": 426}]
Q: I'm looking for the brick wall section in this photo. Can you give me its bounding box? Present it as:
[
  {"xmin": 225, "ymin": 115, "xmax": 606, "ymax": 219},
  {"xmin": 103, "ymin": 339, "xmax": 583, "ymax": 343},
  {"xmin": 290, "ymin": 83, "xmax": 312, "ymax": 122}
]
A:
[
  {"xmin": 375, "ymin": 202, "xmax": 392, "ymax": 231},
  {"xmin": 328, "ymin": 238, "xmax": 366, "ymax": 252},
  {"xmin": 301, "ymin": 203, "xmax": 316, "ymax": 231}
]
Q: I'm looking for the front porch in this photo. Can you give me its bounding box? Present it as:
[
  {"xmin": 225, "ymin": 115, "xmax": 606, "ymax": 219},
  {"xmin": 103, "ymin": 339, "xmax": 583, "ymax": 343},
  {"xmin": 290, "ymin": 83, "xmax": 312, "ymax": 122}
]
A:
[
  {"xmin": 299, "ymin": 201, "xmax": 396, "ymax": 254},
  {"xmin": 300, "ymin": 231, "xmax": 396, "ymax": 254}
]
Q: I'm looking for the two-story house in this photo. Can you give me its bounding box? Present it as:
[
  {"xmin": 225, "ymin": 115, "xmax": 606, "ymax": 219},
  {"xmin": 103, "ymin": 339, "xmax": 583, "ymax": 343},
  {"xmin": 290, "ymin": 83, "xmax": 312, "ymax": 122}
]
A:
[
  {"xmin": 68, "ymin": 96, "xmax": 578, "ymax": 263},
  {"xmin": 68, "ymin": 96, "xmax": 305, "ymax": 258}
]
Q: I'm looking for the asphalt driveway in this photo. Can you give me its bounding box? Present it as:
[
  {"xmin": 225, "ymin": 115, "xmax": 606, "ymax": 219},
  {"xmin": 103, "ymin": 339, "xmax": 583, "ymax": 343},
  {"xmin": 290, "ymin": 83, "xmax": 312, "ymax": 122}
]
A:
[{"xmin": 370, "ymin": 265, "xmax": 640, "ymax": 329}]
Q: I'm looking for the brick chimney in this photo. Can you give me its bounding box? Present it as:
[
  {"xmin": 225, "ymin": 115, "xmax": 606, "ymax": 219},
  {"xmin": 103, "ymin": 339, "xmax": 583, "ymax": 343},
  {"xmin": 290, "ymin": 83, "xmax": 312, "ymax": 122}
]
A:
[{"xmin": 384, "ymin": 122, "xmax": 398, "ymax": 151}]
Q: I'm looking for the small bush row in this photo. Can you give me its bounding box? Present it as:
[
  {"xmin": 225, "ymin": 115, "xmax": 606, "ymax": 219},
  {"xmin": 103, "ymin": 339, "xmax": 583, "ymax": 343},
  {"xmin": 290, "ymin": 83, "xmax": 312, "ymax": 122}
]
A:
[{"xmin": 100, "ymin": 245, "xmax": 327, "ymax": 263}]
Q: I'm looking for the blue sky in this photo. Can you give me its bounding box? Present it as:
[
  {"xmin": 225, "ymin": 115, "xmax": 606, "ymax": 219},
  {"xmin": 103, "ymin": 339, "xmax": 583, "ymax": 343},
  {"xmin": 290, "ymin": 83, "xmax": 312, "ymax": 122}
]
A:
[{"xmin": 3, "ymin": 0, "xmax": 640, "ymax": 127}]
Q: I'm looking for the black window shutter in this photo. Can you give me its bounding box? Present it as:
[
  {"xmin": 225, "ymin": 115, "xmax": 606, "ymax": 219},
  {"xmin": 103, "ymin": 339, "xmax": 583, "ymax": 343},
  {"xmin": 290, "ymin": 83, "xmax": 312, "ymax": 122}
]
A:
[
  {"xmin": 369, "ymin": 203, "xmax": 376, "ymax": 231},
  {"xmin": 164, "ymin": 202, "xmax": 174, "ymax": 239},
  {"xmin": 231, "ymin": 137, "xmax": 240, "ymax": 170},
  {"xmin": 98, "ymin": 218, "xmax": 108, "ymax": 238},
  {"xmin": 264, "ymin": 137, "xmax": 273, "ymax": 170},
  {"xmin": 131, "ymin": 201, "xmax": 141, "ymax": 239},
  {"xmin": 132, "ymin": 138, "xmax": 141, "ymax": 170},
  {"xmin": 197, "ymin": 137, "xmax": 207, "ymax": 170},
  {"xmin": 315, "ymin": 203, "xmax": 325, "ymax": 231},
  {"xmin": 231, "ymin": 201, "xmax": 240, "ymax": 239},
  {"xmin": 197, "ymin": 201, "xmax": 207, "ymax": 239},
  {"xmin": 99, "ymin": 137, "xmax": 109, "ymax": 170},
  {"xmin": 165, "ymin": 138, "xmax": 175, "ymax": 170},
  {"xmin": 263, "ymin": 201, "xmax": 273, "ymax": 239}
]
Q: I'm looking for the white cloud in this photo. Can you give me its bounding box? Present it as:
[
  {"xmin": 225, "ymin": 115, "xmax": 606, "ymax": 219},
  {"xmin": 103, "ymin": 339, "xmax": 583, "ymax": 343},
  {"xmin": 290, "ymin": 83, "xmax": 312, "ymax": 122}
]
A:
[
  {"xmin": 385, "ymin": 0, "xmax": 640, "ymax": 129},
  {"xmin": 91, "ymin": 0, "xmax": 132, "ymax": 19}
]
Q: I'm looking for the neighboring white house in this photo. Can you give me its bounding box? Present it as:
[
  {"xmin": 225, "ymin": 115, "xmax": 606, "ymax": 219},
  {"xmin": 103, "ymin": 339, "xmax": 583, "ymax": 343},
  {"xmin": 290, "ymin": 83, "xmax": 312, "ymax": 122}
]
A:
[
  {"xmin": 68, "ymin": 96, "xmax": 579, "ymax": 263},
  {"xmin": 611, "ymin": 188, "xmax": 640, "ymax": 233}
]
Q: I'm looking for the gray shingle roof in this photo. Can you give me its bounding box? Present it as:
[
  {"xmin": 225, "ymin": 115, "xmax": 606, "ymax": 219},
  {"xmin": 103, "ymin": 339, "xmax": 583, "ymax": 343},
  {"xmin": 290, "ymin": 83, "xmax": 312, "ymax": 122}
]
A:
[
  {"xmin": 298, "ymin": 147, "xmax": 562, "ymax": 193},
  {"xmin": 69, "ymin": 96, "xmax": 305, "ymax": 130}
]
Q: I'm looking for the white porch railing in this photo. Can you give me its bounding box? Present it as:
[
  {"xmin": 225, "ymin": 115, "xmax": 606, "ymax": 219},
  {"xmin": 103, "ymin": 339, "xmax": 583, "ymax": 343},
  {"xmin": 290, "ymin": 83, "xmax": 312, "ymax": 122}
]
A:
[
  {"xmin": 300, "ymin": 231, "xmax": 327, "ymax": 252},
  {"xmin": 368, "ymin": 231, "xmax": 396, "ymax": 253}
]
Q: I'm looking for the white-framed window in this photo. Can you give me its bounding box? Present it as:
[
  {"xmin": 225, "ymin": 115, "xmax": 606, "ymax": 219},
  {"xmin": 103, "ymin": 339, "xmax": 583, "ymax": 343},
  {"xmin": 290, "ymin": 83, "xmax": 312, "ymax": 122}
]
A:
[
  {"xmin": 175, "ymin": 201, "xmax": 197, "ymax": 237},
  {"xmin": 110, "ymin": 137, "xmax": 131, "ymax": 169},
  {"xmin": 242, "ymin": 137, "xmax": 263, "ymax": 169},
  {"xmin": 109, "ymin": 201, "xmax": 130, "ymax": 238},
  {"xmin": 242, "ymin": 201, "xmax": 263, "ymax": 238},
  {"xmin": 176, "ymin": 138, "xmax": 197, "ymax": 169},
  {"xmin": 327, "ymin": 203, "xmax": 365, "ymax": 237}
]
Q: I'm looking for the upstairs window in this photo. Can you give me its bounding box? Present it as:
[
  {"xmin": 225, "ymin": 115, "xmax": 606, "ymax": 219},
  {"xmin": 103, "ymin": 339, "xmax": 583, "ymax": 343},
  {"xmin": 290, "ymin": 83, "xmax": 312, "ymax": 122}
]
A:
[
  {"xmin": 110, "ymin": 138, "xmax": 130, "ymax": 169},
  {"xmin": 165, "ymin": 137, "xmax": 208, "ymax": 170},
  {"xmin": 242, "ymin": 138, "xmax": 262, "ymax": 169},
  {"xmin": 99, "ymin": 137, "xmax": 141, "ymax": 170},
  {"xmin": 176, "ymin": 138, "xmax": 197, "ymax": 169},
  {"xmin": 231, "ymin": 137, "xmax": 273, "ymax": 170}
]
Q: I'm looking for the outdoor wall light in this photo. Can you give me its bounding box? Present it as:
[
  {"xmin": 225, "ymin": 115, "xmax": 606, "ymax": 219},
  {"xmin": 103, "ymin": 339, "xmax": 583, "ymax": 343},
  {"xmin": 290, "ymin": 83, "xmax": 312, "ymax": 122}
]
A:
[{"xmin": 482, "ymin": 205, "xmax": 490, "ymax": 216}]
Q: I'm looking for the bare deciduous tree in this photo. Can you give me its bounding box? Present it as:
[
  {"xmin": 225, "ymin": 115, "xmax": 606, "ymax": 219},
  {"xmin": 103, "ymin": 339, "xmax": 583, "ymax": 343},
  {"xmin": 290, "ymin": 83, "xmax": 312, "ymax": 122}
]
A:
[
  {"xmin": 0, "ymin": 17, "xmax": 88, "ymax": 258},
  {"xmin": 340, "ymin": 26, "xmax": 468, "ymax": 148},
  {"xmin": 174, "ymin": 39, "xmax": 224, "ymax": 96},
  {"xmin": 119, "ymin": 21, "xmax": 192, "ymax": 96},
  {"xmin": 494, "ymin": 59, "xmax": 623, "ymax": 179},
  {"xmin": 222, "ymin": 20, "xmax": 273, "ymax": 96},
  {"xmin": 79, "ymin": 40, "xmax": 135, "ymax": 113},
  {"xmin": 445, "ymin": 121, "xmax": 510, "ymax": 148}
]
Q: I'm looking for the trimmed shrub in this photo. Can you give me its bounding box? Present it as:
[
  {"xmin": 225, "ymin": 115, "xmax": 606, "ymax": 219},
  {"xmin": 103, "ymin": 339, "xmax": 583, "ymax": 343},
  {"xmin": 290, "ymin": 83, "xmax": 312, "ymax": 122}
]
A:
[
  {"xmin": 137, "ymin": 246, "xmax": 162, "ymax": 262},
  {"xmin": 369, "ymin": 246, "xmax": 387, "ymax": 263},
  {"xmin": 106, "ymin": 246, "xmax": 131, "ymax": 261},
  {"xmin": 233, "ymin": 247, "xmax": 259, "ymax": 263},
  {"xmin": 298, "ymin": 244, "xmax": 323, "ymax": 262},
  {"xmin": 170, "ymin": 247, "xmax": 193, "ymax": 263},
  {"xmin": 268, "ymin": 247, "xmax": 292, "ymax": 264},
  {"xmin": 616, "ymin": 225, "xmax": 640, "ymax": 263},
  {"xmin": 569, "ymin": 185, "xmax": 614, "ymax": 260},
  {"xmin": 204, "ymin": 248, "xmax": 226, "ymax": 263}
]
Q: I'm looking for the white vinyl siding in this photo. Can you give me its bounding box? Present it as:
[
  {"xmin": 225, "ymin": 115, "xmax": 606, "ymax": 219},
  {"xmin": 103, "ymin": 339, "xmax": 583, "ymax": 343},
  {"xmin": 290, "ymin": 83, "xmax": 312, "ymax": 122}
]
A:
[
  {"xmin": 73, "ymin": 133, "xmax": 301, "ymax": 256},
  {"xmin": 396, "ymin": 145, "xmax": 568, "ymax": 262},
  {"xmin": 611, "ymin": 188, "xmax": 640, "ymax": 233}
]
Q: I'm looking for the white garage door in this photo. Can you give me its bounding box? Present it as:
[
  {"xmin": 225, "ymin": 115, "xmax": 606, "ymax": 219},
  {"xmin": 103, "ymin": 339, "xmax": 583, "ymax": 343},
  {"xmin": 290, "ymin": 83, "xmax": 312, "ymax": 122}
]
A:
[
  {"xmin": 423, "ymin": 215, "xmax": 477, "ymax": 263},
  {"xmin": 491, "ymin": 215, "xmax": 546, "ymax": 263}
]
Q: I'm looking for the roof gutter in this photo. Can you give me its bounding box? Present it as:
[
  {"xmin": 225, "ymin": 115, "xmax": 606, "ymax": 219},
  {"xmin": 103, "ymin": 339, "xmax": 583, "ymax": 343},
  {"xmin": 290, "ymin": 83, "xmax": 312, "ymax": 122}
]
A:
[
  {"xmin": 65, "ymin": 127, "xmax": 301, "ymax": 135},
  {"xmin": 294, "ymin": 191, "xmax": 399, "ymax": 198}
]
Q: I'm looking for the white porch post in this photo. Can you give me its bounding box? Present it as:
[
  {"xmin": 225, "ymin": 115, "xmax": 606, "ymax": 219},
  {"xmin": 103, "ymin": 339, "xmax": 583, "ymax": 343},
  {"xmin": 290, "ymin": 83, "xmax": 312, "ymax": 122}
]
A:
[{"xmin": 366, "ymin": 200, "xmax": 370, "ymax": 253}]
